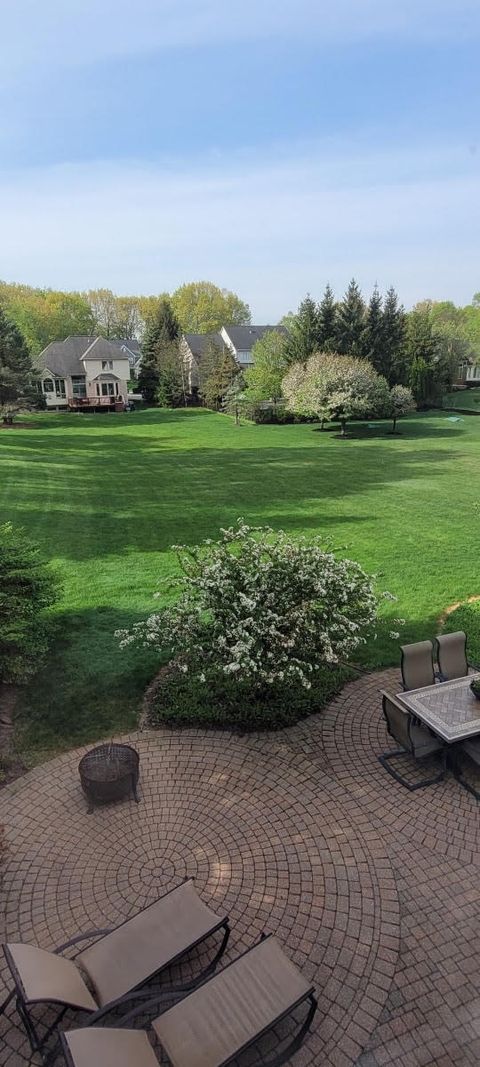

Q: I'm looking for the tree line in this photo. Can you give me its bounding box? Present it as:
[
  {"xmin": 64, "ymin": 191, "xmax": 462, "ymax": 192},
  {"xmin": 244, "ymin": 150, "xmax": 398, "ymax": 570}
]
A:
[
  {"xmin": 0, "ymin": 280, "xmax": 251, "ymax": 356},
  {"xmin": 1, "ymin": 273, "xmax": 480, "ymax": 417}
]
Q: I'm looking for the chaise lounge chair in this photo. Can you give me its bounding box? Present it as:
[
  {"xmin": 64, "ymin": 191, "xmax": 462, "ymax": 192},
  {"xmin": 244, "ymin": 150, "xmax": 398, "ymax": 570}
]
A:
[
  {"xmin": 59, "ymin": 935, "xmax": 317, "ymax": 1067},
  {"xmin": 1, "ymin": 879, "xmax": 230, "ymax": 1059}
]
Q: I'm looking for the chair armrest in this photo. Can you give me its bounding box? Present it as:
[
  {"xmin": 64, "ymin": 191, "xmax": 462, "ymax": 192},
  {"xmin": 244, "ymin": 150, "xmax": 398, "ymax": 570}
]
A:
[{"xmin": 54, "ymin": 929, "xmax": 113, "ymax": 955}]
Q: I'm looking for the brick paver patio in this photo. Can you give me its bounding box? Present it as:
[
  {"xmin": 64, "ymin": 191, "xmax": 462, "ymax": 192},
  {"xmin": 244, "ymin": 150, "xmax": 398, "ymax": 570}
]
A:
[{"xmin": 1, "ymin": 668, "xmax": 479, "ymax": 1065}]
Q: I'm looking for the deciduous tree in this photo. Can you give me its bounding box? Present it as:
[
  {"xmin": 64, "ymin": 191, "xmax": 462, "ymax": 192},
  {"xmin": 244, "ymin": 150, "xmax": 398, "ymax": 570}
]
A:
[
  {"xmin": 244, "ymin": 330, "xmax": 288, "ymax": 404},
  {"xmin": 171, "ymin": 281, "xmax": 250, "ymax": 333}
]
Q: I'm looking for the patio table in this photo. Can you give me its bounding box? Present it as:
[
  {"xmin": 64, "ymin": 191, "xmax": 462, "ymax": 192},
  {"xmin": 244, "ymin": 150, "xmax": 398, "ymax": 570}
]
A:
[{"xmin": 397, "ymin": 673, "xmax": 480, "ymax": 743}]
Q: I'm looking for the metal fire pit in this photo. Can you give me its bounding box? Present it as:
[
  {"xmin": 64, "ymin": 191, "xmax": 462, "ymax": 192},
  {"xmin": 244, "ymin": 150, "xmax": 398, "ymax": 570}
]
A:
[{"xmin": 79, "ymin": 743, "xmax": 140, "ymax": 813}]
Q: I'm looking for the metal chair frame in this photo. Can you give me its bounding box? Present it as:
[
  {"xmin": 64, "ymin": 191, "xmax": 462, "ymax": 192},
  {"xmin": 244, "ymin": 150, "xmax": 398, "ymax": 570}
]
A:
[
  {"xmin": 0, "ymin": 880, "xmax": 230, "ymax": 1063},
  {"xmin": 59, "ymin": 934, "xmax": 318, "ymax": 1067},
  {"xmin": 379, "ymin": 693, "xmax": 447, "ymax": 791}
]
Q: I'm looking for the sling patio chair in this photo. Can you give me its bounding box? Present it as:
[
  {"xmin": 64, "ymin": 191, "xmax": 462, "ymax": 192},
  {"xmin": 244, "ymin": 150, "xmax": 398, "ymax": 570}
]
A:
[
  {"xmin": 435, "ymin": 630, "xmax": 480, "ymax": 681},
  {"xmin": 400, "ymin": 640, "xmax": 436, "ymax": 691},
  {"xmin": 59, "ymin": 935, "xmax": 318, "ymax": 1067},
  {"xmin": 0, "ymin": 879, "xmax": 230, "ymax": 1061},
  {"xmin": 452, "ymin": 736, "xmax": 480, "ymax": 800},
  {"xmin": 378, "ymin": 691, "xmax": 446, "ymax": 791}
]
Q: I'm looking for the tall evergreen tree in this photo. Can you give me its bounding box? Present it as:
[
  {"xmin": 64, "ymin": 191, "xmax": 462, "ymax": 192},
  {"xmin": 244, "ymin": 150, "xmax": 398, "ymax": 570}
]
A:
[
  {"xmin": 284, "ymin": 294, "xmax": 322, "ymax": 364},
  {"xmin": 405, "ymin": 306, "xmax": 438, "ymax": 405},
  {"xmin": 200, "ymin": 341, "xmax": 239, "ymax": 409},
  {"xmin": 0, "ymin": 305, "xmax": 35, "ymax": 407},
  {"xmin": 335, "ymin": 279, "xmax": 365, "ymax": 356},
  {"xmin": 362, "ymin": 285, "xmax": 384, "ymax": 369},
  {"xmin": 317, "ymin": 284, "xmax": 337, "ymax": 350},
  {"xmin": 138, "ymin": 298, "xmax": 181, "ymax": 402},
  {"xmin": 381, "ymin": 287, "xmax": 407, "ymax": 384}
]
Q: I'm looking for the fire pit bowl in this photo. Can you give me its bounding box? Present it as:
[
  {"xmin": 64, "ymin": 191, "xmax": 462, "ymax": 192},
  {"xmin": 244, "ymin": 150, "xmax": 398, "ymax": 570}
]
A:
[{"xmin": 79, "ymin": 743, "xmax": 140, "ymax": 813}]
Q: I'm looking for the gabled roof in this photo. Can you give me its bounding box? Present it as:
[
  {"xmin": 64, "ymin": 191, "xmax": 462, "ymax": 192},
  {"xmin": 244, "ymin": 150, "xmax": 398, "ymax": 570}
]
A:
[
  {"xmin": 81, "ymin": 336, "xmax": 130, "ymax": 361},
  {"xmin": 35, "ymin": 335, "xmax": 130, "ymax": 377},
  {"xmin": 110, "ymin": 338, "xmax": 142, "ymax": 360},
  {"xmin": 221, "ymin": 325, "xmax": 287, "ymax": 353},
  {"xmin": 92, "ymin": 373, "xmax": 121, "ymax": 381},
  {"xmin": 182, "ymin": 332, "xmax": 223, "ymax": 362}
]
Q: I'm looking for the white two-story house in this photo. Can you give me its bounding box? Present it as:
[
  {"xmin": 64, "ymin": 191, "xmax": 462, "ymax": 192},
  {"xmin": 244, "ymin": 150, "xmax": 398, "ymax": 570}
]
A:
[{"xmin": 35, "ymin": 336, "xmax": 131, "ymax": 410}]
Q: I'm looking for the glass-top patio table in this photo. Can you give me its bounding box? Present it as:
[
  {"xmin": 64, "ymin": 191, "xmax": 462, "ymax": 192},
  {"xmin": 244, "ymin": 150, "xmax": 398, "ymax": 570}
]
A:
[{"xmin": 397, "ymin": 673, "xmax": 480, "ymax": 743}]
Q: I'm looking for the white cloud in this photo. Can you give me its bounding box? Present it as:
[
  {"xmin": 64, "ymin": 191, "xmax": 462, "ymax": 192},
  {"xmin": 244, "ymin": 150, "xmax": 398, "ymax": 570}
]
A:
[
  {"xmin": 1, "ymin": 0, "xmax": 479, "ymax": 82},
  {"xmin": 0, "ymin": 141, "xmax": 478, "ymax": 317}
]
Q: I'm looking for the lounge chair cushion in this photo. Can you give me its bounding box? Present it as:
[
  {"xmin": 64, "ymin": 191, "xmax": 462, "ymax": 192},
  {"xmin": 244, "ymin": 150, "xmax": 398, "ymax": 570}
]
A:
[
  {"xmin": 153, "ymin": 936, "xmax": 313, "ymax": 1067},
  {"xmin": 4, "ymin": 944, "xmax": 97, "ymax": 1011},
  {"xmin": 63, "ymin": 1028, "xmax": 158, "ymax": 1067},
  {"xmin": 78, "ymin": 881, "xmax": 226, "ymax": 1007}
]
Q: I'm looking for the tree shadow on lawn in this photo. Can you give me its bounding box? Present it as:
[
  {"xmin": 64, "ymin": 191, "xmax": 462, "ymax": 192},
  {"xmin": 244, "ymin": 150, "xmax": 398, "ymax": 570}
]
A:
[
  {"xmin": 1, "ymin": 440, "xmax": 466, "ymax": 560},
  {"xmin": 15, "ymin": 606, "xmax": 160, "ymax": 760}
]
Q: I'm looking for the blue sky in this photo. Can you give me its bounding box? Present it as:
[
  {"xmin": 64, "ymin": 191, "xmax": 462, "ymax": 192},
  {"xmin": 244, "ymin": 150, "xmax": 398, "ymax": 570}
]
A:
[{"xmin": 1, "ymin": 1, "xmax": 479, "ymax": 319}]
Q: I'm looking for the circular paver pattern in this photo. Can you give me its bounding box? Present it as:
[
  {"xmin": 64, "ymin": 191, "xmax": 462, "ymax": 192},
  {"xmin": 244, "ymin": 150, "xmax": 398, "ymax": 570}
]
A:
[
  {"xmin": 291, "ymin": 668, "xmax": 480, "ymax": 865},
  {"xmin": 0, "ymin": 713, "xmax": 400, "ymax": 1066}
]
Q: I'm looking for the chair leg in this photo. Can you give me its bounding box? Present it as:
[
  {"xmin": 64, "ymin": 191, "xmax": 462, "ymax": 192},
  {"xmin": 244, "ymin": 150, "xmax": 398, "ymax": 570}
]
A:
[
  {"xmin": 378, "ymin": 749, "xmax": 446, "ymax": 791},
  {"xmin": 451, "ymin": 753, "xmax": 480, "ymax": 800}
]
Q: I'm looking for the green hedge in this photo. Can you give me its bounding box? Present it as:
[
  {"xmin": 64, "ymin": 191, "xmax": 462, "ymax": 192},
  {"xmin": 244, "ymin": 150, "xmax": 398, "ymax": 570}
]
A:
[
  {"xmin": 146, "ymin": 662, "xmax": 352, "ymax": 730},
  {"xmin": 443, "ymin": 600, "xmax": 480, "ymax": 663}
]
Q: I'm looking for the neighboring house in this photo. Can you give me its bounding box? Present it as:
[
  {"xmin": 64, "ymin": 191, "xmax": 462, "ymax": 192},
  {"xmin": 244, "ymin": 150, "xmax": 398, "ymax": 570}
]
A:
[
  {"xmin": 35, "ymin": 336, "xmax": 131, "ymax": 411},
  {"xmin": 456, "ymin": 361, "xmax": 480, "ymax": 387},
  {"xmin": 111, "ymin": 338, "xmax": 142, "ymax": 376},
  {"xmin": 220, "ymin": 325, "xmax": 287, "ymax": 371},
  {"xmin": 180, "ymin": 332, "xmax": 223, "ymax": 395},
  {"xmin": 180, "ymin": 325, "xmax": 287, "ymax": 394}
]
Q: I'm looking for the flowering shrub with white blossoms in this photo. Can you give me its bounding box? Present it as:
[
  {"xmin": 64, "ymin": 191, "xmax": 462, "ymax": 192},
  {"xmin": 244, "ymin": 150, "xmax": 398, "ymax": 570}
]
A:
[{"xmin": 116, "ymin": 521, "xmax": 388, "ymax": 692}]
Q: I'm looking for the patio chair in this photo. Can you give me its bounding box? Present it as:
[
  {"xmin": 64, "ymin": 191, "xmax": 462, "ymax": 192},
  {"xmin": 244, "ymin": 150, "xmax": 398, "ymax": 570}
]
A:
[
  {"xmin": 378, "ymin": 691, "xmax": 446, "ymax": 790},
  {"xmin": 435, "ymin": 631, "xmax": 479, "ymax": 680},
  {"xmin": 400, "ymin": 640, "xmax": 435, "ymax": 691},
  {"xmin": 0, "ymin": 879, "xmax": 230, "ymax": 1060},
  {"xmin": 452, "ymin": 736, "xmax": 480, "ymax": 800},
  {"xmin": 59, "ymin": 935, "xmax": 317, "ymax": 1067}
]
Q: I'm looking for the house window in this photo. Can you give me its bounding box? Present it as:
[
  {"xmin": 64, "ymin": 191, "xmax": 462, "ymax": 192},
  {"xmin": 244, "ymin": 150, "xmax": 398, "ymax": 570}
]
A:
[
  {"xmin": 102, "ymin": 360, "xmax": 113, "ymax": 371},
  {"xmin": 55, "ymin": 379, "xmax": 66, "ymax": 397},
  {"xmin": 101, "ymin": 382, "xmax": 115, "ymax": 396},
  {"xmin": 43, "ymin": 379, "xmax": 54, "ymax": 392},
  {"xmin": 71, "ymin": 376, "xmax": 87, "ymax": 398}
]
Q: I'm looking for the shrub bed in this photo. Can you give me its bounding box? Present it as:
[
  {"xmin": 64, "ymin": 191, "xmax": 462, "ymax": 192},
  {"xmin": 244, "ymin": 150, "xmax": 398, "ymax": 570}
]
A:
[
  {"xmin": 443, "ymin": 599, "xmax": 480, "ymax": 663},
  {"xmin": 145, "ymin": 661, "xmax": 352, "ymax": 730}
]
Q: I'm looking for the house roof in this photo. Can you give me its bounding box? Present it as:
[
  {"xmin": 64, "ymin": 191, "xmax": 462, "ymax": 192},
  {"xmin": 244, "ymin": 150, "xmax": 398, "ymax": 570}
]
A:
[
  {"xmin": 222, "ymin": 325, "xmax": 287, "ymax": 353},
  {"xmin": 110, "ymin": 338, "xmax": 142, "ymax": 360},
  {"xmin": 182, "ymin": 332, "xmax": 223, "ymax": 362},
  {"xmin": 92, "ymin": 373, "xmax": 121, "ymax": 381},
  {"xmin": 35, "ymin": 336, "xmax": 130, "ymax": 377}
]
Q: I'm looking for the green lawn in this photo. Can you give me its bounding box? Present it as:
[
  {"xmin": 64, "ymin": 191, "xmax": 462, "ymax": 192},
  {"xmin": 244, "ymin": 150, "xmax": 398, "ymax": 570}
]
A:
[
  {"xmin": 443, "ymin": 388, "xmax": 480, "ymax": 411},
  {"xmin": 1, "ymin": 407, "xmax": 480, "ymax": 761}
]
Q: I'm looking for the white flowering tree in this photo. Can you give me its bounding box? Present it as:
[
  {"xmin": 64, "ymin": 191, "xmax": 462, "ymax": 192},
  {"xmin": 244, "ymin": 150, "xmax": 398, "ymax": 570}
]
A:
[
  {"xmin": 284, "ymin": 352, "xmax": 391, "ymax": 436},
  {"xmin": 116, "ymin": 521, "xmax": 386, "ymax": 693},
  {"xmin": 388, "ymin": 385, "xmax": 416, "ymax": 433}
]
